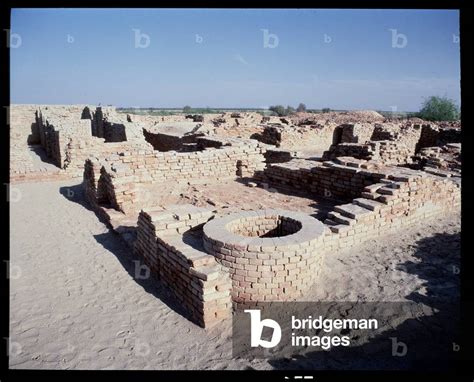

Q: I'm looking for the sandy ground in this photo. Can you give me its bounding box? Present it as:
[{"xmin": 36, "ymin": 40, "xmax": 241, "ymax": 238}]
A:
[
  {"xmin": 155, "ymin": 179, "xmax": 337, "ymax": 219},
  {"xmin": 9, "ymin": 179, "xmax": 460, "ymax": 370}
]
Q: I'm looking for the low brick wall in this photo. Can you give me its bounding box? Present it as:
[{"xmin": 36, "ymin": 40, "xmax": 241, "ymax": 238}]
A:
[
  {"xmin": 255, "ymin": 123, "xmax": 337, "ymax": 152},
  {"xmin": 34, "ymin": 106, "xmax": 153, "ymax": 178},
  {"xmin": 84, "ymin": 137, "xmax": 267, "ymax": 214},
  {"xmin": 326, "ymin": 124, "xmax": 431, "ymax": 166},
  {"xmin": 376, "ymin": 140, "xmax": 417, "ymax": 165},
  {"xmin": 134, "ymin": 205, "xmax": 232, "ymax": 328},
  {"xmin": 324, "ymin": 140, "xmax": 420, "ymax": 165},
  {"xmin": 323, "ymin": 142, "xmax": 375, "ymax": 160},
  {"xmin": 264, "ymin": 148, "xmax": 297, "ymax": 164},
  {"xmin": 438, "ymin": 128, "xmax": 461, "ymax": 146},
  {"xmin": 202, "ymin": 167, "xmax": 460, "ymax": 310},
  {"xmin": 100, "ymin": 162, "xmax": 459, "ymax": 327},
  {"xmin": 415, "ymin": 143, "xmax": 461, "ymax": 177},
  {"xmin": 339, "ymin": 123, "xmax": 376, "ymax": 144},
  {"xmin": 35, "ymin": 110, "xmax": 93, "ymax": 168},
  {"xmin": 418, "ymin": 124, "xmax": 440, "ymax": 149},
  {"xmin": 261, "ymin": 158, "xmax": 385, "ymax": 201},
  {"xmin": 322, "ymin": 168, "xmax": 461, "ymax": 251},
  {"xmin": 203, "ymin": 209, "xmax": 326, "ymax": 307},
  {"xmin": 142, "ymin": 128, "xmax": 203, "ymax": 151}
]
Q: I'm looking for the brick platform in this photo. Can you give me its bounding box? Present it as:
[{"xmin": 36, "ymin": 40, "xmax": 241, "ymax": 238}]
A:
[{"xmin": 134, "ymin": 205, "xmax": 232, "ymax": 328}]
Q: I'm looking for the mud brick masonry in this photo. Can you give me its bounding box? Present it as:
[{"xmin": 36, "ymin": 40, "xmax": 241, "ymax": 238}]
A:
[
  {"xmin": 84, "ymin": 136, "xmax": 267, "ymax": 214},
  {"xmin": 134, "ymin": 205, "xmax": 232, "ymax": 327},
  {"xmin": 9, "ymin": 104, "xmax": 462, "ymax": 328},
  {"xmin": 128, "ymin": 158, "xmax": 459, "ymax": 326},
  {"xmin": 203, "ymin": 210, "xmax": 326, "ymax": 307}
]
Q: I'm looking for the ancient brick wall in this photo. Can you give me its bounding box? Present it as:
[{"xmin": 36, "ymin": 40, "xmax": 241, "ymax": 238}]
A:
[
  {"xmin": 370, "ymin": 124, "xmax": 422, "ymax": 161},
  {"xmin": 323, "ymin": 142, "xmax": 375, "ymax": 161},
  {"xmin": 438, "ymin": 128, "xmax": 461, "ymax": 146},
  {"xmin": 134, "ymin": 206, "xmax": 232, "ymax": 327},
  {"xmin": 120, "ymin": 139, "xmax": 266, "ymax": 183},
  {"xmin": 91, "ymin": 106, "xmax": 116, "ymax": 137},
  {"xmin": 261, "ymin": 158, "xmax": 385, "ymax": 201},
  {"xmin": 264, "ymin": 148, "xmax": 297, "ymax": 163},
  {"xmin": 322, "ymin": 168, "xmax": 461, "ymax": 251},
  {"xmin": 35, "ymin": 111, "xmax": 93, "ymax": 169},
  {"xmin": 84, "ymin": 138, "xmax": 267, "ymax": 213},
  {"xmin": 200, "ymin": 169, "xmax": 459, "ymax": 309},
  {"xmin": 339, "ymin": 123, "xmax": 376, "ymax": 144},
  {"xmin": 415, "ymin": 143, "xmax": 461, "ymax": 177},
  {"xmin": 417, "ymin": 124, "xmax": 440, "ymax": 149},
  {"xmin": 142, "ymin": 128, "xmax": 202, "ymax": 151},
  {"xmin": 256, "ymin": 123, "xmax": 337, "ymax": 152},
  {"xmin": 103, "ymin": 122, "xmax": 127, "ymax": 142},
  {"xmin": 33, "ymin": 105, "xmax": 156, "ymax": 179},
  {"xmin": 324, "ymin": 124, "xmax": 425, "ymax": 165},
  {"xmin": 203, "ymin": 209, "xmax": 326, "ymax": 307},
  {"xmin": 10, "ymin": 104, "xmax": 96, "ymax": 181}
]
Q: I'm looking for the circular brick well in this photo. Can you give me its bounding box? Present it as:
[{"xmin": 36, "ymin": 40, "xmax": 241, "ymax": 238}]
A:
[{"xmin": 203, "ymin": 209, "xmax": 326, "ymax": 306}]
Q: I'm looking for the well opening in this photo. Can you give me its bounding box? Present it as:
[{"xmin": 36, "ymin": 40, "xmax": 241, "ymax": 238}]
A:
[{"xmin": 226, "ymin": 215, "xmax": 302, "ymax": 238}]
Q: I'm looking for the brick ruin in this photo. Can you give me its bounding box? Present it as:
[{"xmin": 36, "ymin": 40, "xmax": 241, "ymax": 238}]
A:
[
  {"xmin": 84, "ymin": 136, "xmax": 267, "ymax": 215},
  {"xmin": 323, "ymin": 121, "xmax": 461, "ymax": 168},
  {"xmin": 10, "ymin": 104, "xmax": 462, "ymax": 328},
  {"xmin": 11, "ymin": 104, "xmax": 154, "ymax": 182},
  {"xmin": 203, "ymin": 210, "xmax": 326, "ymax": 306}
]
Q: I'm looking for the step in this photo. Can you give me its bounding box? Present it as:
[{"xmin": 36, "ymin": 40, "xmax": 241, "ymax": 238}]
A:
[
  {"xmin": 353, "ymin": 198, "xmax": 385, "ymax": 212},
  {"xmin": 361, "ymin": 192, "xmax": 380, "ymax": 200},
  {"xmin": 329, "ymin": 224, "xmax": 351, "ymax": 234},
  {"xmin": 323, "ymin": 218, "xmax": 338, "ymax": 226},
  {"xmin": 363, "ymin": 183, "xmax": 384, "ymax": 193},
  {"xmin": 327, "ymin": 211, "xmax": 356, "ymax": 226},
  {"xmin": 376, "ymin": 187, "xmax": 397, "ymax": 196},
  {"xmin": 334, "ymin": 203, "xmax": 372, "ymax": 220}
]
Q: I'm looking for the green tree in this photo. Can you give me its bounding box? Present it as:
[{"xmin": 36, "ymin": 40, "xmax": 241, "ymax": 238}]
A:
[
  {"xmin": 286, "ymin": 106, "xmax": 296, "ymax": 115},
  {"xmin": 419, "ymin": 96, "xmax": 460, "ymax": 121},
  {"xmin": 322, "ymin": 108, "xmax": 331, "ymax": 113},
  {"xmin": 183, "ymin": 105, "xmax": 192, "ymax": 113},
  {"xmin": 297, "ymin": 103, "xmax": 307, "ymax": 112},
  {"xmin": 269, "ymin": 105, "xmax": 287, "ymax": 116}
]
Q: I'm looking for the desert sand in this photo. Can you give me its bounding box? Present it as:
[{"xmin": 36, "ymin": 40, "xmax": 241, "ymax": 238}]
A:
[{"xmin": 9, "ymin": 178, "xmax": 460, "ymax": 370}]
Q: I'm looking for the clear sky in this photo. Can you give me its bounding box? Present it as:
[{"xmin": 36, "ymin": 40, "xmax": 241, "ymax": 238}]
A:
[{"xmin": 10, "ymin": 8, "xmax": 460, "ymax": 111}]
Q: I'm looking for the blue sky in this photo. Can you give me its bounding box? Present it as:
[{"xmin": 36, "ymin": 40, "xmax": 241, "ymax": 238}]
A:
[{"xmin": 10, "ymin": 8, "xmax": 460, "ymax": 111}]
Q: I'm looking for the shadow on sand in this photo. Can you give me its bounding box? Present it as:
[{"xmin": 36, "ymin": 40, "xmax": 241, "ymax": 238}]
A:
[
  {"xmin": 265, "ymin": 231, "xmax": 461, "ymax": 371},
  {"xmin": 59, "ymin": 182, "xmax": 197, "ymax": 325}
]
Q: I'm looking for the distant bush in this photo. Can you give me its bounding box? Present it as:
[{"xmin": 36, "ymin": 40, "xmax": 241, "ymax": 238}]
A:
[
  {"xmin": 148, "ymin": 110, "xmax": 175, "ymax": 116},
  {"xmin": 419, "ymin": 96, "xmax": 460, "ymax": 121},
  {"xmin": 269, "ymin": 105, "xmax": 298, "ymax": 116},
  {"xmin": 183, "ymin": 107, "xmax": 216, "ymax": 114},
  {"xmin": 269, "ymin": 105, "xmax": 287, "ymax": 116},
  {"xmin": 117, "ymin": 108, "xmax": 177, "ymax": 116},
  {"xmin": 297, "ymin": 103, "xmax": 307, "ymax": 112},
  {"xmin": 322, "ymin": 108, "xmax": 331, "ymax": 113}
]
